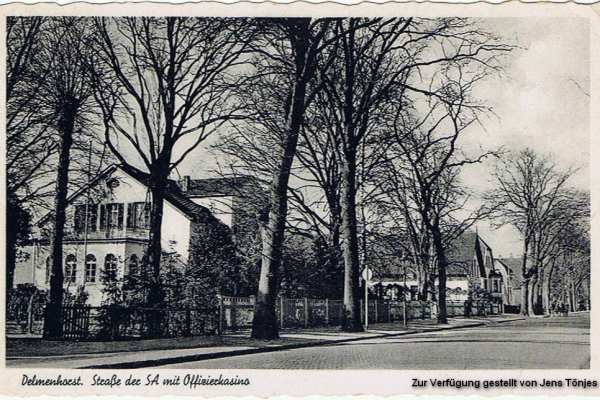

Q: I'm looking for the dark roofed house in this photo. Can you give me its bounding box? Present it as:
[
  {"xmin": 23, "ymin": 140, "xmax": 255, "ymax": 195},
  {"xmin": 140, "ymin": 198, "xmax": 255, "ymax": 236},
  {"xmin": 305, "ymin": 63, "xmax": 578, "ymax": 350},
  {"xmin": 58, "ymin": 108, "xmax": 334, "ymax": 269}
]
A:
[{"xmin": 446, "ymin": 230, "xmax": 518, "ymax": 307}]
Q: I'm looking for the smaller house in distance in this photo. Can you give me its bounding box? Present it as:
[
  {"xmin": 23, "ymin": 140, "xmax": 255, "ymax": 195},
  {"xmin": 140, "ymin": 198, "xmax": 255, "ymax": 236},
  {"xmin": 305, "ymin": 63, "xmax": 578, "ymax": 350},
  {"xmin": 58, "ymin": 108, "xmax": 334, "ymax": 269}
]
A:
[
  {"xmin": 447, "ymin": 231, "xmax": 516, "ymax": 307},
  {"xmin": 494, "ymin": 257, "xmax": 523, "ymax": 309},
  {"xmin": 374, "ymin": 230, "xmax": 517, "ymax": 309}
]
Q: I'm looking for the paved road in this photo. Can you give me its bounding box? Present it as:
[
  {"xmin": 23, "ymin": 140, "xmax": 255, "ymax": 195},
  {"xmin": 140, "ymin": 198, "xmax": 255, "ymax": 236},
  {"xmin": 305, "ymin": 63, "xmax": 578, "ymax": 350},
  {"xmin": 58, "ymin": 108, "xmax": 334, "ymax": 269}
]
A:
[{"xmin": 163, "ymin": 313, "xmax": 589, "ymax": 369}]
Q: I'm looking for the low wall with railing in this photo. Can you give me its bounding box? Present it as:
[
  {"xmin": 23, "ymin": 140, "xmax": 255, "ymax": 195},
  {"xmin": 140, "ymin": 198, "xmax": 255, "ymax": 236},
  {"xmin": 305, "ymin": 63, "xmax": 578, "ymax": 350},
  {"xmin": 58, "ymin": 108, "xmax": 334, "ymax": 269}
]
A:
[{"xmin": 218, "ymin": 296, "xmax": 502, "ymax": 332}]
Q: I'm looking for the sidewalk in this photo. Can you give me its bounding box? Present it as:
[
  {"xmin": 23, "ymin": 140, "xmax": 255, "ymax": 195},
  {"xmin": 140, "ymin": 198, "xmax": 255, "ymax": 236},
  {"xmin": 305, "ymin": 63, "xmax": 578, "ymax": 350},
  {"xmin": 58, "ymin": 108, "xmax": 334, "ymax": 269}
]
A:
[{"xmin": 6, "ymin": 316, "xmax": 523, "ymax": 369}]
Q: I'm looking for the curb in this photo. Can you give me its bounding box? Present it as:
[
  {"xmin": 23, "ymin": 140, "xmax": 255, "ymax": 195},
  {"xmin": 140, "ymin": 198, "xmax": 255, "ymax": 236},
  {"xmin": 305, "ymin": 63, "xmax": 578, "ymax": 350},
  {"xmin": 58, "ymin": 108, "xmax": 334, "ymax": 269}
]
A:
[{"xmin": 79, "ymin": 321, "xmax": 491, "ymax": 369}]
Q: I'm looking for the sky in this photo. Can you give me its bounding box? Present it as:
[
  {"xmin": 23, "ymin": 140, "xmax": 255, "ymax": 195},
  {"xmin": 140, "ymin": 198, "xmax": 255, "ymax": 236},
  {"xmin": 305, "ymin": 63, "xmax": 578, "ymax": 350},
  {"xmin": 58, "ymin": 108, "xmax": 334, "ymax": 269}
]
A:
[
  {"xmin": 176, "ymin": 17, "xmax": 591, "ymax": 260},
  {"xmin": 461, "ymin": 17, "xmax": 591, "ymax": 258}
]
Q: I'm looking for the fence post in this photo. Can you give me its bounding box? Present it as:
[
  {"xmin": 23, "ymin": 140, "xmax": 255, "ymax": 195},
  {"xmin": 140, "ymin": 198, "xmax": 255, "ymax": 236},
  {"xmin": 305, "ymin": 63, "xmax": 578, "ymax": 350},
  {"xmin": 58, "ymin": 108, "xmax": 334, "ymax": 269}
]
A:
[
  {"xmin": 325, "ymin": 299, "xmax": 329, "ymax": 325},
  {"xmin": 218, "ymin": 295, "xmax": 224, "ymax": 335},
  {"xmin": 280, "ymin": 297, "xmax": 284, "ymax": 329},
  {"xmin": 231, "ymin": 298, "xmax": 237, "ymax": 332},
  {"xmin": 360, "ymin": 299, "xmax": 363, "ymax": 323},
  {"xmin": 304, "ymin": 297, "xmax": 308, "ymax": 328},
  {"xmin": 375, "ymin": 300, "xmax": 378, "ymax": 323}
]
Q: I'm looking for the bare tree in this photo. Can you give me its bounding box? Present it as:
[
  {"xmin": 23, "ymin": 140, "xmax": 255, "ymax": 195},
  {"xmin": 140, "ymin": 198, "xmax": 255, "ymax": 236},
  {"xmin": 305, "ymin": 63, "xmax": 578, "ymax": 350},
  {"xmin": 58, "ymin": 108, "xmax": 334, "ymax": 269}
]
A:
[
  {"xmin": 6, "ymin": 17, "xmax": 57, "ymax": 207},
  {"xmin": 91, "ymin": 17, "xmax": 254, "ymax": 334},
  {"xmin": 313, "ymin": 17, "xmax": 510, "ymax": 328},
  {"xmin": 552, "ymin": 219, "xmax": 589, "ymax": 312},
  {"xmin": 531, "ymin": 191, "xmax": 587, "ymax": 314},
  {"xmin": 20, "ymin": 17, "xmax": 99, "ymax": 339},
  {"xmin": 489, "ymin": 149, "xmax": 585, "ymax": 316},
  {"xmin": 247, "ymin": 19, "xmax": 330, "ymax": 340},
  {"xmin": 6, "ymin": 16, "xmax": 47, "ymax": 294}
]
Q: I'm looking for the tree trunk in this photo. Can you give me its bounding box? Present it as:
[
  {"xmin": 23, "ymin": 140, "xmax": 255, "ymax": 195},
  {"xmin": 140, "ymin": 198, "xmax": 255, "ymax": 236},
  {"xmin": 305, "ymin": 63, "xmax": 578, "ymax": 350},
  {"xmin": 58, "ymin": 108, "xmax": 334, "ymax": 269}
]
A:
[
  {"xmin": 570, "ymin": 277, "xmax": 576, "ymax": 312},
  {"xmin": 416, "ymin": 240, "xmax": 431, "ymax": 301},
  {"xmin": 5, "ymin": 200, "xmax": 18, "ymax": 301},
  {"xmin": 339, "ymin": 152, "xmax": 364, "ymax": 332},
  {"xmin": 144, "ymin": 169, "xmax": 169, "ymax": 337},
  {"xmin": 519, "ymin": 239, "xmax": 530, "ymax": 316},
  {"xmin": 251, "ymin": 19, "xmax": 315, "ymax": 340},
  {"xmin": 251, "ymin": 177, "xmax": 288, "ymax": 340},
  {"xmin": 527, "ymin": 274, "xmax": 537, "ymax": 316},
  {"xmin": 542, "ymin": 265, "xmax": 553, "ymax": 315},
  {"xmin": 431, "ymin": 230, "xmax": 448, "ymax": 324},
  {"xmin": 43, "ymin": 111, "xmax": 75, "ymax": 340},
  {"xmin": 520, "ymin": 276, "xmax": 529, "ymax": 316}
]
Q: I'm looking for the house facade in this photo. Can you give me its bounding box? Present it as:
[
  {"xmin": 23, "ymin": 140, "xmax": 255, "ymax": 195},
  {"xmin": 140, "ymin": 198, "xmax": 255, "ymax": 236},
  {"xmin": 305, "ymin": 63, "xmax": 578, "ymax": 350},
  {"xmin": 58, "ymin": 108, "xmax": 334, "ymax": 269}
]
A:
[
  {"xmin": 14, "ymin": 165, "xmax": 258, "ymax": 306},
  {"xmin": 494, "ymin": 257, "xmax": 522, "ymax": 307},
  {"xmin": 447, "ymin": 231, "xmax": 516, "ymax": 306},
  {"xmin": 375, "ymin": 230, "xmax": 517, "ymax": 307}
]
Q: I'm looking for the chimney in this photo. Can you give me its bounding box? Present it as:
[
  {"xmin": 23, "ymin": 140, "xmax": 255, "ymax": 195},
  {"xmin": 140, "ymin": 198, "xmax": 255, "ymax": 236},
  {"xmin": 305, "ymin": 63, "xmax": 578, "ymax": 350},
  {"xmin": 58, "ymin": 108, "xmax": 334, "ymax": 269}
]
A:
[{"xmin": 180, "ymin": 175, "xmax": 190, "ymax": 192}]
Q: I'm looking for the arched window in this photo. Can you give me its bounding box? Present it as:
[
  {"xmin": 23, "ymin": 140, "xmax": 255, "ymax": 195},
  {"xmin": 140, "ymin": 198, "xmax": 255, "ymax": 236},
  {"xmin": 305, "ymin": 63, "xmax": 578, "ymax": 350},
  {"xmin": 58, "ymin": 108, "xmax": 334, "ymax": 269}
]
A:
[
  {"xmin": 128, "ymin": 254, "xmax": 139, "ymax": 278},
  {"xmin": 104, "ymin": 253, "xmax": 118, "ymax": 280},
  {"xmin": 64, "ymin": 254, "xmax": 77, "ymax": 283},
  {"xmin": 85, "ymin": 254, "xmax": 97, "ymax": 283}
]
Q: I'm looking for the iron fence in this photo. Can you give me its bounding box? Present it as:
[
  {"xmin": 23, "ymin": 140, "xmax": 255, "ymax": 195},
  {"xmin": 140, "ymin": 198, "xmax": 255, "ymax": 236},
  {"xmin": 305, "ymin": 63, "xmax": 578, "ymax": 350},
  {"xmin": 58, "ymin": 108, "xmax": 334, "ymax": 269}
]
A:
[{"xmin": 6, "ymin": 297, "xmax": 505, "ymax": 339}]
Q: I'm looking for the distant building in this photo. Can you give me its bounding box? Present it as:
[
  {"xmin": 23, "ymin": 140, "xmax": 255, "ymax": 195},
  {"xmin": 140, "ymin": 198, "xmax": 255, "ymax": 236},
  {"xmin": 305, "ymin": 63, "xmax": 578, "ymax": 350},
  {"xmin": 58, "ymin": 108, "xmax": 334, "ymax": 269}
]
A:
[
  {"xmin": 14, "ymin": 164, "xmax": 261, "ymax": 305},
  {"xmin": 494, "ymin": 257, "xmax": 522, "ymax": 306},
  {"xmin": 375, "ymin": 230, "xmax": 518, "ymax": 307}
]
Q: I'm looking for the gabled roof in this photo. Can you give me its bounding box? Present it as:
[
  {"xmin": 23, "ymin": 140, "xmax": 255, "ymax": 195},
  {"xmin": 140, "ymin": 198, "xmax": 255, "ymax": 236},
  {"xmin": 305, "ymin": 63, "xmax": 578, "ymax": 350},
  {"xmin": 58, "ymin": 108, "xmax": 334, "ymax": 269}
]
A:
[
  {"xmin": 119, "ymin": 164, "xmax": 216, "ymax": 224},
  {"xmin": 446, "ymin": 230, "xmax": 491, "ymax": 278},
  {"xmin": 495, "ymin": 257, "xmax": 524, "ymax": 288},
  {"xmin": 37, "ymin": 164, "xmax": 119, "ymax": 227},
  {"xmin": 446, "ymin": 231, "xmax": 479, "ymax": 276},
  {"xmin": 38, "ymin": 164, "xmax": 217, "ymax": 227}
]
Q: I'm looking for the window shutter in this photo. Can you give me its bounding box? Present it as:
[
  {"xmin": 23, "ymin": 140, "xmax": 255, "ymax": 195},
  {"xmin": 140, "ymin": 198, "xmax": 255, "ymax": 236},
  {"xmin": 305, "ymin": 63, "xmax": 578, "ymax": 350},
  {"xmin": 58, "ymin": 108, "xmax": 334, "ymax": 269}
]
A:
[
  {"xmin": 144, "ymin": 203, "xmax": 151, "ymax": 229},
  {"xmin": 89, "ymin": 204, "xmax": 98, "ymax": 232},
  {"xmin": 127, "ymin": 203, "xmax": 134, "ymax": 229},
  {"xmin": 118, "ymin": 203, "xmax": 124, "ymax": 229},
  {"xmin": 74, "ymin": 205, "xmax": 85, "ymax": 233},
  {"xmin": 100, "ymin": 205, "xmax": 106, "ymax": 230}
]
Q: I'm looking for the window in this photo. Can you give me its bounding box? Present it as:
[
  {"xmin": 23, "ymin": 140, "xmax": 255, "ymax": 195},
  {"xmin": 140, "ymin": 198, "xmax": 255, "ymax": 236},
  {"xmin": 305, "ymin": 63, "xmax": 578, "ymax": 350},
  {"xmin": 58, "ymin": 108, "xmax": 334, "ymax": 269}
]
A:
[
  {"xmin": 64, "ymin": 254, "xmax": 77, "ymax": 283},
  {"xmin": 493, "ymin": 279, "xmax": 499, "ymax": 293},
  {"xmin": 85, "ymin": 254, "xmax": 97, "ymax": 283},
  {"xmin": 74, "ymin": 204, "xmax": 98, "ymax": 233},
  {"xmin": 127, "ymin": 202, "xmax": 150, "ymax": 229},
  {"xmin": 100, "ymin": 203, "xmax": 124, "ymax": 231},
  {"xmin": 128, "ymin": 254, "xmax": 139, "ymax": 278},
  {"xmin": 104, "ymin": 254, "xmax": 118, "ymax": 280}
]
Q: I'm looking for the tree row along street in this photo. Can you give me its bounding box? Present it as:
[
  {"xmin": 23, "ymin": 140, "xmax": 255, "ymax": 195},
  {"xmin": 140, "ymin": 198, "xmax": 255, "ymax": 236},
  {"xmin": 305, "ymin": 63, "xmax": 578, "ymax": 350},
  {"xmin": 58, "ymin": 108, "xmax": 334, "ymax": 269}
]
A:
[{"xmin": 7, "ymin": 17, "xmax": 589, "ymax": 342}]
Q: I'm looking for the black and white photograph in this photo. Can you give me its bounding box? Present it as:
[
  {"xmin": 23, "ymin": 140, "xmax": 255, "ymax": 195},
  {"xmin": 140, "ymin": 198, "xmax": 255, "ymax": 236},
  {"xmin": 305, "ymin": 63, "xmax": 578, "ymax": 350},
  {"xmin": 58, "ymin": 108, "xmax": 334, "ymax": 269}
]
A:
[{"xmin": 2, "ymin": 3, "xmax": 596, "ymax": 396}]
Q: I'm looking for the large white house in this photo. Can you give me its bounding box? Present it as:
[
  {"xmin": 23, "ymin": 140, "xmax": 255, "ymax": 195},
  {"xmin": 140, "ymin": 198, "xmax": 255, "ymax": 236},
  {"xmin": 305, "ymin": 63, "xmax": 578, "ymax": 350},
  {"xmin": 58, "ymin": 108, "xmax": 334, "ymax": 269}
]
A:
[{"xmin": 14, "ymin": 164, "xmax": 260, "ymax": 305}]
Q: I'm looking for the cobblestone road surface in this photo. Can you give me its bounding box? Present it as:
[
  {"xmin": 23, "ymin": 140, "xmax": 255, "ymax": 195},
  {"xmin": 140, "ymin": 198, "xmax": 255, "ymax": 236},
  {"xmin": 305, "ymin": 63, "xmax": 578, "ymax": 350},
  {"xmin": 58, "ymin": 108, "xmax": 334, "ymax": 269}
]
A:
[{"xmin": 163, "ymin": 313, "xmax": 589, "ymax": 369}]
